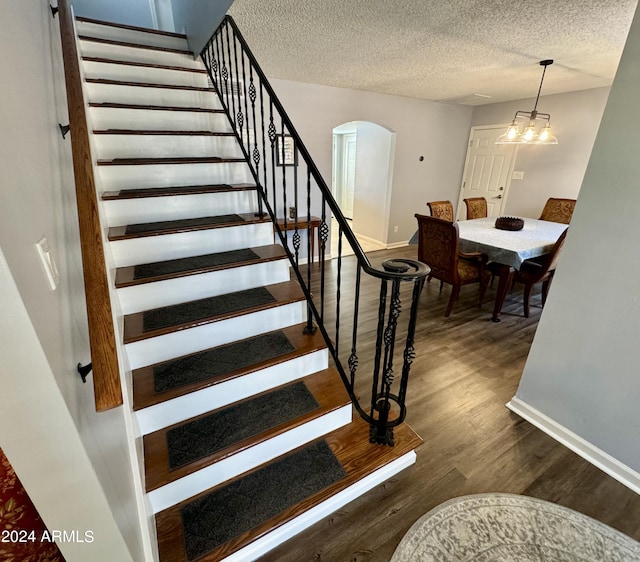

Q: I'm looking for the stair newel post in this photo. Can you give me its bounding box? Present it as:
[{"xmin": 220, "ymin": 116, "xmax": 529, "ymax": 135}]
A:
[
  {"xmin": 303, "ymin": 167, "xmax": 315, "ymax": 335},
  {"xmin": 348, "ymin": 264, "xmax": 362, "ymax": 391}
]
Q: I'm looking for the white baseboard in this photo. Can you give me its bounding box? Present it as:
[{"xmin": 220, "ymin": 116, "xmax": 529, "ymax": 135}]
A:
[
  {"xmin": 385, "ymin": 240, "xmax": 410, "ymax": 250},
  {"xmin": 352, "ymin": 232, "xmax": 385, "ymax": 249},
  {"xmin": 506, "ymin": 397, "xmax": 640, "ymax": 494}
]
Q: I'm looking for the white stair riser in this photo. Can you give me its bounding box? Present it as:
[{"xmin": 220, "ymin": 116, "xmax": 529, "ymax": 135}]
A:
[
  {"xmin": 99, "ymin": 162, "xmax": 253, "ymax": 189},
  {"xmin": 84, "ymin": 82, "xmax": 220, "ymax": 109},
  {"xmin": 148, "ymin": 405, "xmax": 352, "ymax": 514},
  {"xmin": 223, "ymin": 452, "xmax": 417, "ymax": 562},
  {"xmin": 79, "ymin": 40, "xmax": 199, "ymax": 68},
  {"xmin": 88, "ymin": 107, "xmax": 232, "ymax": 132},
  {"xmin": 136, "ymin": 348, "xmax": 329, "ymax": 434},
  {"xmin": 94, "ymin": 134, "xmax": 242, "ymax": 160},
  {"xmin": 118, "ymin": 259, "xmax": 290, "ymax": 314},
  {"xmin": 76, "ymin": 21, "xmax": 189, "ymax": 51},
  {"xmin": 125, "ymin": 301, "xmax": 305, "ymax": 369},
  {"xmin": 104, "ymin": 190, "xmax": 257, "ymax": 225},
  {"xmin": 83, "ymin": 60, "xmax": 210, "ymax": 88},
  {"xmin": 109, "ymin": 222, "xmax": 274, "ymax": 267}
]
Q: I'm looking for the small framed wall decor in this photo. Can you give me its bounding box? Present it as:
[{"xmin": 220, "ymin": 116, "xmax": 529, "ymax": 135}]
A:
[{"xmin": 276, "ymin": 134, "xmax": 297, "ymax": 166}]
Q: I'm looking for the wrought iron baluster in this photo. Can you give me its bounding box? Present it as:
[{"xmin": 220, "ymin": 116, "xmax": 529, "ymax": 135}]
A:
[
  {"xmin": 370, "ymin": 280, "xmax": 387, "ymax": 421},
  {"xmin": 398, "ymin": 277, "xmax": 425, "ymax": 407},
  {"xmin": 303, "ymin": 168, "xmax": 315, "ymax": 334},
  {"xmin": 231, "ymin": 30, "xmax": 243, "ymax": 138},
  {"xmin": 224, "ymin": 21, "xmax": 236, "ymax": 130},
  {"xmin": 292, "ymin": 147, "xmax": 300, "ymax": 266},
  {"xmin": 348, "ymin": 264, "xmax": 362, "ymax": 390},
  {"xmin": 267, "ymin": 102, "xmax": 277, "ymax": 222},
  {"xmin": 335, "ymin": 225, "xmax": 343, "ymax": 356},
  {"xmin": 259, "ymin": 80, "xmax": 269, "ymax": 210},
  {"xmin": 319, "ymin": 195, "xmax": 328, "ymax": 324}
]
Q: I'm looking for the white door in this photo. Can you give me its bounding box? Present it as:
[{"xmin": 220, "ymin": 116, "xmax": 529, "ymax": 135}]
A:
[
  {"xmin": 341, "ymin": 133, "xmax": 357, "ymax": 219},
  {"xmin": 456, "ymin": 126, "xmax": 518, "ymax": 219}
]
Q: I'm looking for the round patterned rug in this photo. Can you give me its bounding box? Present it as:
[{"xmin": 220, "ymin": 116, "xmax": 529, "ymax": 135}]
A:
[{"xmin": 390, "ymin": 493, "xmax": 640, "ymax": 561}]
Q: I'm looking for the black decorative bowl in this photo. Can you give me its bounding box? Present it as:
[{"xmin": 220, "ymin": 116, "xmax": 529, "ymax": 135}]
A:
[{"xmin": 495, "ymin": 216, "xmax": 524, "ymax": 231}]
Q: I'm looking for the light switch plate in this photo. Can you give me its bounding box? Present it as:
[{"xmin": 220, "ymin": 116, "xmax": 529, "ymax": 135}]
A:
[
  {"xmin": 35, "ymin": 237, "xmax": 59, "ymax": 291},
  {"xmin": 512, "ymin": 171, "xmax": 525, "ymax": 180}
]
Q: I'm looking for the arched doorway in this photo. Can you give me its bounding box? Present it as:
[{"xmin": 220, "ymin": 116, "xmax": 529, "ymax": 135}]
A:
[{"xmin": 331, "ymin": 121, "xmax": 396, "ymax": 256}]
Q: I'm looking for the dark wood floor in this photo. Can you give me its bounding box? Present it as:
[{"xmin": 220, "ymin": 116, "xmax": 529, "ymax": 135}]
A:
[{"xmin": 259, "ymin": 244, "xmax": 640, "ymax": 562}]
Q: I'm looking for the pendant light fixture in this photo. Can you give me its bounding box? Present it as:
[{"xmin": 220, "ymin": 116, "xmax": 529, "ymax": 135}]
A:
[{"xmin": 495, "ymin": 59, "xmax": 558, "ymax": 145}]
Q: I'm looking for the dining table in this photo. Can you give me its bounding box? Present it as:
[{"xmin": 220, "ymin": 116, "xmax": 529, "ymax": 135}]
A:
[{"xmin": 457, "ymin": 217, "xmax": 568, "ymax": 322}]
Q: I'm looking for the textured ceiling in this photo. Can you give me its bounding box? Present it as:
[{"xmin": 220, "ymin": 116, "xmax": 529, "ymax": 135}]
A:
[{"xmin": 228, "ymin": 0, "xmax": 638, "ymax": 105}]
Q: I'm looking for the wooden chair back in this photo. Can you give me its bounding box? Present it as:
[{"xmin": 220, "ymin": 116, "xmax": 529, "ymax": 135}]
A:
[
  {"xmin": 427, "ymin": 200, "xmax": 454, "ymax": 222},
  {"xmin": 415, "ymin": 214, "xmax": 460, "ymax": 284},
  {"xmin": 463, "ymin": 197, "xmax": 488, "ymax": 220},
  {"xmin": 539, "ymin": 198, "xmax": 576, "ymax": 224}
]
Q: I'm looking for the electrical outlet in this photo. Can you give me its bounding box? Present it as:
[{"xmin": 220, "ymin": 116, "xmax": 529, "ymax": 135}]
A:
[
  {"xmin": 394, "ymin": 225, "xmax": 399, "ymax": 233},
  {"xmin": 35, "ymin": 237, "xmax": 59, "ymax": 291}
]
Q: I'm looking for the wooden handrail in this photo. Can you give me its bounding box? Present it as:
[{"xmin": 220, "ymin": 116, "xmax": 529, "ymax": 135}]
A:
[{"xmin": 58, "ymin": 0, "xmax": 123, "ymax": 411}]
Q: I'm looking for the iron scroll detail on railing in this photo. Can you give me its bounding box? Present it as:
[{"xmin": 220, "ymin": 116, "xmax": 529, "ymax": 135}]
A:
[{"xmin": 201, "ymin": 16, "xmax": 428, "ymax": 446}]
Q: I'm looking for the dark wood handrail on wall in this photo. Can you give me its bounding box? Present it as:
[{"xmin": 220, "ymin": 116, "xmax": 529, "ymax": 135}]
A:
[{"xmin": 58, "ymin": 0, "xmax": 122, "ymax": 411}]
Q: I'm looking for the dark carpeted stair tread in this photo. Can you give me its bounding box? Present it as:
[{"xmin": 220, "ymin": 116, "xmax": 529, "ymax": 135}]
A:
[
  {"xmin": 123, "ymin": 280, "xmax": 304, "ymax": 343},
  {"xmin": 82, "ymin": 56, "xmax": 208, "ymax": 74},
  {"xmin": 115, "ymin": 245, "xmax": 285, "ymax": 288},
  {"xmin": 155, "ymin": 418, "xmax": 423, "ymax": 562},
  {"xmin": 108, "ymin": 212, "xmax": 267, "ymax": 241},
  {"xmin": 97, "ymin": 156, "xmax": 246, "ymax": 166},
  {"xmin": 102, "ymin": 183, "xmax": 255, "ymax": 200},
  {"xmin": 132, "ymin": 324, "xmax": 328, "ymax": 411},
  {"xmin": 143, "ymin": 368, "xmax": 349, "ymax": 492},
  {"xmin": 76, "ymin": 16, "xmax": 187, "ymax": 39}
]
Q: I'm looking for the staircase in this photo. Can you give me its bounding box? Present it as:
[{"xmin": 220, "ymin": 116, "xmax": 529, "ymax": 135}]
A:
[{"xmin": 74, "ymin": 16, "xmax": 422, "ymax": 562}]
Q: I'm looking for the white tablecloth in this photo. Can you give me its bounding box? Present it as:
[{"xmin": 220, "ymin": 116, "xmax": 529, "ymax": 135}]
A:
[{"xmin": 457, "ymin": 217, "xmax": 567, "ymax": 269}]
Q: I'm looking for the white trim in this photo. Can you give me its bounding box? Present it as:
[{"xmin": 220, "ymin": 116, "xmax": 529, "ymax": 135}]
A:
[
  {"xmin": 386, "ymin": 240, "xmax": 410, "ymax": 250},
  {"xmin": 221, "ymin": 451, "xmax": 417, "ymax": 562},
  {"xmin": 507, "ymin": 397, "xmax": 640, "ymax": 494}
]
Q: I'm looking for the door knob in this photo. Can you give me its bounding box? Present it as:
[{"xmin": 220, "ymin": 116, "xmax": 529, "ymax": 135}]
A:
[{"xmin": 494, "ymin": 195, "xmax": 503, "ymax": 199}]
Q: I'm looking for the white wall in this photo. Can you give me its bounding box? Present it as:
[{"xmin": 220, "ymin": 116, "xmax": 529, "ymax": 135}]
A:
[
  {"xmin": 513, "ymin": 4, "xmax": 640, "ymax": 479},
  {"xmin": 471, "ymin": 87, "xmax": 610, "ymax": 218},
  {"xmin": 270, "ymin": 78, "xmax": 473, "ymax": 245},
  {"xmin": 352, "ymin": 122, "xmax": 395, "ymax": 243},
  {"xmin": 170, "ymin": 0, "xmax": 234, "ymax": 54},
  {"xmin": 70, "ymin": 0, "xmax": 156, "ymax": 28},
  {"xmin": 0, "ymin": 4, "xmax": 141, "ymax": 560}
]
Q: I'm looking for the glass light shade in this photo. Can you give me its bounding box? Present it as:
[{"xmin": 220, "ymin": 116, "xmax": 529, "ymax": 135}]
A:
[
  {"xmin": 522, "ymin": 121, "xmax": 537, "ymax": 141},
  {"xmin": 537, "ymin": 124, "xmax": 558, "ymax": 144}
]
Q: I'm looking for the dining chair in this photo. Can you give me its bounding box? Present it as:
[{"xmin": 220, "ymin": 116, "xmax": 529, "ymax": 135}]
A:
[
  {"xmin": 427, "ymin": 200, "xmax": 454, "ymax": 222},
  {"xmin": 512, "ymin": 228, "xmax": 568, "ymax": 317},
  {"xmin": 463, "ymin": 197, "xmax": 488, "ymax": 220},
  {"xmin": 539, "ymin": 198, "xmax": 576, "ymax": 224},
  {"xmin": 415, "ymin": 214, "xmax": 489, "ymax": 317}
]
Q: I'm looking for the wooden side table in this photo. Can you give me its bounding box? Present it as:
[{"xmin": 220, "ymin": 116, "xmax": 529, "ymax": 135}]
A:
[{"xmin": 275, "ymin": 216, "xmax": 322, "ymax": 263}]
